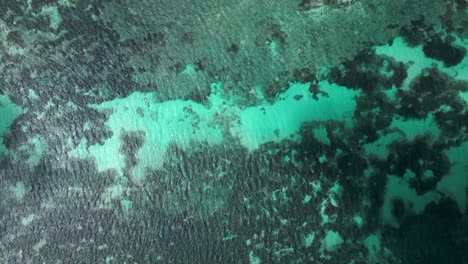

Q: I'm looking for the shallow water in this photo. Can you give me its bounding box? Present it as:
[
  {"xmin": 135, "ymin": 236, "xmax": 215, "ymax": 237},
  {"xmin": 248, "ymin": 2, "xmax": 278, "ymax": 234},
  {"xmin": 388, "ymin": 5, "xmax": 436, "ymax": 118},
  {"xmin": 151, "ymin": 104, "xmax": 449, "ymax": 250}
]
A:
[{"xmin": 1, "ymin": 0, "xmax": 467, "ymax": 263}]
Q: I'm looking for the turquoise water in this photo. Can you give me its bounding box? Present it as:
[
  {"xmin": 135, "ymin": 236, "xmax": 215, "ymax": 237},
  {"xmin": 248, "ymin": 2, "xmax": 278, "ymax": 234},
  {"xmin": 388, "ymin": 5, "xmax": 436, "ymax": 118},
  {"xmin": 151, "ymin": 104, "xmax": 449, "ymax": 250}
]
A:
[{"xmin": 1, "ymin": 1, "xmax": 467, "ymax": 263}]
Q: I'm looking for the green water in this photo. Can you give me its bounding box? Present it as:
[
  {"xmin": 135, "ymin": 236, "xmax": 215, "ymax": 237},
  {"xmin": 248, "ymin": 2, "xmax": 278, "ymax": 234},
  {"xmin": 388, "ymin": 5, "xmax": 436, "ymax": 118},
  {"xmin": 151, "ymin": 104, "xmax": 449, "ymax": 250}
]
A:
[{"xmin": 1, "ymin": 0, "xmax": 467, "ymax": 263}]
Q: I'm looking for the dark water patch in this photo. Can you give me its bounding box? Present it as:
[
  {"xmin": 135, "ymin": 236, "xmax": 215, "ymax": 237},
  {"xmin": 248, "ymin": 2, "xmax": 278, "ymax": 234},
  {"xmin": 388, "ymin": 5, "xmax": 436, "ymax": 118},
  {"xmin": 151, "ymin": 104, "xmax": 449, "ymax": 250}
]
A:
[
  {"xmin": 423, "ymin": 35, "xmax": 466, "ymax": 67},
  {"xmin": 386, "ymin": 137, "xmax": 450, "ymax": 194},
  {"xmin": 328, "ymin": 48, "xmax": 408, "ymax": 92},
  {"xmin": 120, "ymin": 130, "xmax": 145, "ymax": 169},
  {"xmin": 383, "ymin": 199, "xmax": 468, "ymax": 264}
]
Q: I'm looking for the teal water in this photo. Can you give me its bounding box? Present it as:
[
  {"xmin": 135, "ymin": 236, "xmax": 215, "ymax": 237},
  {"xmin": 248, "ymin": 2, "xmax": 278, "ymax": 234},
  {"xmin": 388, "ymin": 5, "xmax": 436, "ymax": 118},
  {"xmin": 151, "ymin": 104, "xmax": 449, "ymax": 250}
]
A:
[{"xmin": 1, "ymin": 0, "xmax": 467, "ymax": 263}]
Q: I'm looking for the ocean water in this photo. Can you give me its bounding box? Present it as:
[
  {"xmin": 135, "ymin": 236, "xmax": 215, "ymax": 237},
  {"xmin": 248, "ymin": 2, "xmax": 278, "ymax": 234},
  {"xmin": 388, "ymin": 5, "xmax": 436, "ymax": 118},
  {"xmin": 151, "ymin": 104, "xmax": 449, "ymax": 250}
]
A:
[{"xmin": 1, "ymin": 0, "xmax": 467, "ymax": 263}]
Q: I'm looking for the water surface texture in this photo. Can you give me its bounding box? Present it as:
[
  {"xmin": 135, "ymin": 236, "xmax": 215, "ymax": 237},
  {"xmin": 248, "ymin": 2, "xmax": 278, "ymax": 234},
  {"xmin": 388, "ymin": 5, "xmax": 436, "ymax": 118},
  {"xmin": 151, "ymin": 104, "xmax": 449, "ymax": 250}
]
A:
[{"xmin": 1, "ymin": 0, "xmax": 468, "ymax": 263}]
